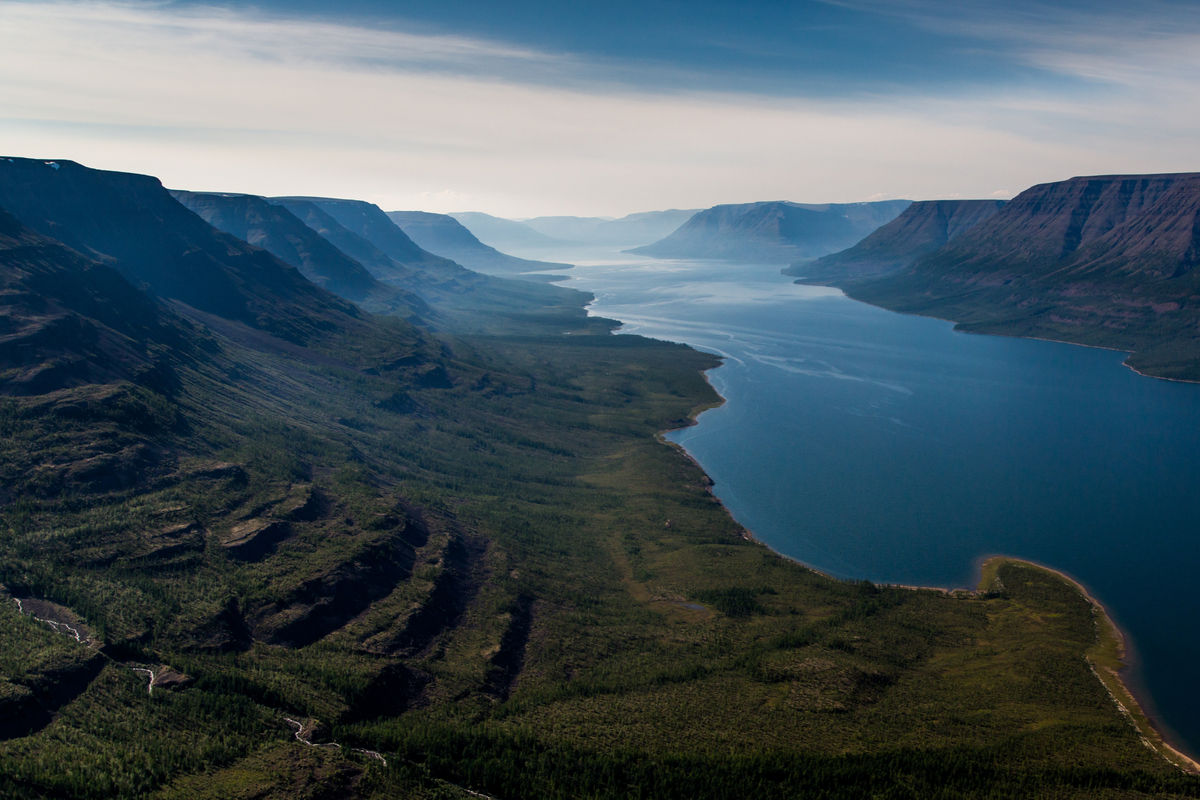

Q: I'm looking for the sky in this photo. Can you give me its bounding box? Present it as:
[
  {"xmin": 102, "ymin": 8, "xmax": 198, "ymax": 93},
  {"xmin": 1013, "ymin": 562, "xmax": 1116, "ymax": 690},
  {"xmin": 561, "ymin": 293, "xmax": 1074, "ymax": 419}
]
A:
[{"xmin": 1, "ymin": 0, "xmax": 1199, "ymax": 217}]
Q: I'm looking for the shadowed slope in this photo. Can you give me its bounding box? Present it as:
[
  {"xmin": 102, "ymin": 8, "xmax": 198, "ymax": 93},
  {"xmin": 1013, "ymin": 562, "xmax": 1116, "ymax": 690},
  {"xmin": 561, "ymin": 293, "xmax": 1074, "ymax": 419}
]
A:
[
  {"xmin": 0, "ymin": 208, "xmax": 198, "ymax": 396},
  {"xmin": 0, "ymin": 158, "xmax": 363, "ymax": 345},
  {"xmin": 172, "ymin": 191, "xmax": 427, "ymax": 317},
  {"xmin": 847, "ymin": 174, "xmax": 1200, "ymax": 379}
]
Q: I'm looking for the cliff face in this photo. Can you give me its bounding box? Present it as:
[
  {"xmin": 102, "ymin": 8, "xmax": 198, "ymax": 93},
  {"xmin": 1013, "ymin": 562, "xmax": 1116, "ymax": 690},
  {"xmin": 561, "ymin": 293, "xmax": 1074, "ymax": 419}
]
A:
[
  {"xmin": 787, "ymin": 199, "xmax": 1004, "ymax": 283},
  {"xmin": 0, "ymin": 159, "xmax": 364, "ymax": 344},
  {"xmin": 917, "ymin": 173, "xmax": 1200, "ymax": 279},
  {"xmin": 629, "ymin": 200, "xmax": 911, "ymax": 263},
  {"xmin": 847, "ymin": 174, "xmax": 1200, "ymax": 380}
]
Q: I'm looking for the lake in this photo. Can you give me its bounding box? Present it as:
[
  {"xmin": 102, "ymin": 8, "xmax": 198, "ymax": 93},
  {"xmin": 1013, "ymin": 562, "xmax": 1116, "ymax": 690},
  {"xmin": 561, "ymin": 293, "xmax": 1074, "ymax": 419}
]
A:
[{"xmin": 548, "ymin": 249, "xmax": 1200, "ymax": 757}]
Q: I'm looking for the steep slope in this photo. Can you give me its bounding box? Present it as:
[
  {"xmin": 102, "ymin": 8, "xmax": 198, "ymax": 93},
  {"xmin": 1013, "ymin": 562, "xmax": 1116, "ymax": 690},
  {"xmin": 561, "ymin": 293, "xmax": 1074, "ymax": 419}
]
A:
[
  {"xmin": 387, "ymin": 210, "xmax": 571, "ymax": 278},
  {"xmin": 0, "ymin": 158, "xmax": 362, "ymax": 345},
  {"xmin": 849, "ymin": 174, "xmax": 1200, "ymax": 379},
  {"xmin": 449, "ymin": 211, "xmax": 565, "ymax": 253},
  {"xmin": 630, "ymin": 200, "xmax": 911, "ymax": 263},
  {"xmin": 172, "ymin": 191, "xmax": 426, "ymax": 317},
  {"xmin": 0, "ymin": 208, "xmax": 196, "ymax": 396},
  {"xmin": 276, "ymin": 197, "xmax": 600, "ymax": 335},
  {"xmin": 786, "ymin": 199, "xmax": 1005, "ymax": 283},
  {"xmin": 274, "ymin": 196, "xmax": 458, "ymax": 276},
  {"xmin": 522, "ymin": 209, "xmax": 701, "ymax": 248}
]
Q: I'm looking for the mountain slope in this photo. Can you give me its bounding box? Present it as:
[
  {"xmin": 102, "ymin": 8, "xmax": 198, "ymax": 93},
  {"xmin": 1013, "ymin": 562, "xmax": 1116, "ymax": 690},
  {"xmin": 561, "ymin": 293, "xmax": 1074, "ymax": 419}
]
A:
[
  {"xmin": 0, "ymin": 208, "xmax": 197, "ymax": 396},
  {"xmin": 172, "ymin": 191, "xmax": 426, "ymax": 317},
  {"xmin": 387, "ymin": 210, "xmax": 571, "ymax": 278},
  {"xmin": 846, "ymin": 174, "xmax": 1200, "ymax": 379},
  {"xmin": 449, "ymin": 212, "xmax": 566, "ymax": 253},
  {"xmin": 786, "ymin": 199, "xmax": 1005, "ymax": 283},
  {"xmin": 276, "ymin": 197, "xmax": 601, "ymax": 335},
  {"xmin": 0, "ymin": 158, "xmax": 363, "ymax": 345},
  {"xmin": 630, "ymin": 200, "xmax": 911, "ymax": 263}
]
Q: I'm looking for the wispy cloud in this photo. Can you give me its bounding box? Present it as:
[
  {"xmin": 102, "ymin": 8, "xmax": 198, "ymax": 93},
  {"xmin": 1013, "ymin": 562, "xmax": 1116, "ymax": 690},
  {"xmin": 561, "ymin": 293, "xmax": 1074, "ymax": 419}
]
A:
[{"xmin": 0, "ymin": 1, "xmax": 1197, "ymax": 216}]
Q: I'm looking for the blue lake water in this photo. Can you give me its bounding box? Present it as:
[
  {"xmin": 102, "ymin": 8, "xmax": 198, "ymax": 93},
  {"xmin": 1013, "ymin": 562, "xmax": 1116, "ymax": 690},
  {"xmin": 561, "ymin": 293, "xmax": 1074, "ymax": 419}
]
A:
[{"xmin": 549, "ymin": 250, "xmax": 1200, "ymax": 757}]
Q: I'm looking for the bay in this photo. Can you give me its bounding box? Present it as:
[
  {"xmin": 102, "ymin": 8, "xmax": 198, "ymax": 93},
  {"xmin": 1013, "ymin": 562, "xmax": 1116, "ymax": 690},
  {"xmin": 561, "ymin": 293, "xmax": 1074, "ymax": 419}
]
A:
[{"xmin": 547, "ymin": 249, "xmax": 1200, "ymax": 757}]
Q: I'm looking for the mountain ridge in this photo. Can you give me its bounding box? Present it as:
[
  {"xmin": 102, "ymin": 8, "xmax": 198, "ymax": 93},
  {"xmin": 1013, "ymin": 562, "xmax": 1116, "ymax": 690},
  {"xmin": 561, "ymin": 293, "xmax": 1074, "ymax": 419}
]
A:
[
  {"xmin": 839, "ymin": 173, "xmax": 1200, "ymax": 379},
  {"xmin": 386, "ymin": 210, "xmax": 571, "ymax": 278},
  {"xmin": 785, "ymin": 199, "xmax": 1005, "ymax": 283}
]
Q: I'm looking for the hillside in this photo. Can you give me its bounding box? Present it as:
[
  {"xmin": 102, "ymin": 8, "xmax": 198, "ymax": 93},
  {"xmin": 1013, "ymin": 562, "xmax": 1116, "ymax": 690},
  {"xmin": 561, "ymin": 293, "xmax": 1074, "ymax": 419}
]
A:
[
  {"xmin": 786, "ymin": 199, "xmax": 1005, "ymax": 283},
  {"xmin": 386, "ymin": 210, "xmax": 571, "ymax": 278},
  {"xmin": 0, "ymin": 208, "xmax": 197, "ymax": 397},
  {"xmin": 0, "ymin": 159, "xmax": 362, "ymax": 345},
  {"xmin": 630, "ymin": 200, "xmax": 911, "ymax": 263},
  {"xmin": 0, "ymin": 159, "xmax": 1195, "ymax": 798},
  {"xmin": 172, "ymin": 191, "xmax": 427, "ymax": 317},
  {"xmin": 273, "ymin": 197, "xmax": 601, "ymax": 335},
  {"xmin": 843, "ymin": 174, "xmax": 1200, "ymax": 380}
]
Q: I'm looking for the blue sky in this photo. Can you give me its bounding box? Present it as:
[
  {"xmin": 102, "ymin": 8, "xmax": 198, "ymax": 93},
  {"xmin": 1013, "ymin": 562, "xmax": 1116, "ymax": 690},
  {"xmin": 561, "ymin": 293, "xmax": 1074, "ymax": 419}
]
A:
[{"xmin": 1, "ymin": 1, "xmax": 1198, "ymax": 216}]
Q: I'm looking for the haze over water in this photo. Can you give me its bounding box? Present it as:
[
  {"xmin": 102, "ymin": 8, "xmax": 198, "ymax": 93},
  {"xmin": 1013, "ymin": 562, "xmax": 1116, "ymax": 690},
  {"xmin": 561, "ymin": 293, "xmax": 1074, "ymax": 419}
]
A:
[{"xmin": 551, "ymin": 249, "xmax": 1200, "ymax": 757}]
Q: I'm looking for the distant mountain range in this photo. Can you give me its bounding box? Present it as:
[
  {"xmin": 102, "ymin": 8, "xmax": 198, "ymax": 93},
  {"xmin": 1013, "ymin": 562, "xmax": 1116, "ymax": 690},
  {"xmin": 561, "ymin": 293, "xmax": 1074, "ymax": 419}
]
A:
[
  {"xmin": 629, "ymin": 200, "xmax": 911, "ymax": 263},
  {"xmin": 171, "ymin": 190, "xmax": 594, "ymax": 335},
  {"xmin": 808, "ymin": 174, "xmax": 1200, "ymax": 380},
  {"xmin": 785, "ymin": 200, "xmax": 1005, "ymax": 284},
  {"xmin": 386, "ymin": 210, "xmax": 571, "ymax": 279},
  {"xmin": 450, "ymin": 209, "xmax": 700, "ymax": 252},
  {"xmin": 449, "ymin": 212, "xmax": 565, "ymax": 253},
  {"xmin": 521, "ymin": 210, "xmax": 701, "ymax": 248}
]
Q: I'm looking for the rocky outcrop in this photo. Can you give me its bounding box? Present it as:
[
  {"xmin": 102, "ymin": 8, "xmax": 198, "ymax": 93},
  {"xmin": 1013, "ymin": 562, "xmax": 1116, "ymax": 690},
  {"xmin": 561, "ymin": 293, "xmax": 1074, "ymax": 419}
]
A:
[{"xmin": 248, "ymin": 521, "xmax": 428, "ymax": 648}]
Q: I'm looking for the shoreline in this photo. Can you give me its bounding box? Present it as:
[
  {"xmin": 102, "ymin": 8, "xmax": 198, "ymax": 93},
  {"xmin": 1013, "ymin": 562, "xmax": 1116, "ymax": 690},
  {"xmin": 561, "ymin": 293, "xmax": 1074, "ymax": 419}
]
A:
[
  {"xmin": 816, "ymin": 278, "xmax": 1200, "ymax": 385},
  {"xmin": 977, "ymin": 556, "xmax": 1200, "ymax": 775},
  {"xmin": 660, "ymin": 383, "xmax": 1200, "ymax": 773},
  {"xmin": 656, "ymin": 369, "xmax": 1200, "ymax": 775},
  {"xmin": 589, "ymin": 255, "xmax": 1199, "ymax": 775}
]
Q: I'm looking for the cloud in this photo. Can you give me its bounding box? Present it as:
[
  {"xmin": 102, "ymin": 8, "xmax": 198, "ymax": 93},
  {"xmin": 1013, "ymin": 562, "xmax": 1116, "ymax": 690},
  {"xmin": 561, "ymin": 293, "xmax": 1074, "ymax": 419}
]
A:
[{"xmin": 0, "ymin": 1, "xmax": 1197, "ymax": 216}]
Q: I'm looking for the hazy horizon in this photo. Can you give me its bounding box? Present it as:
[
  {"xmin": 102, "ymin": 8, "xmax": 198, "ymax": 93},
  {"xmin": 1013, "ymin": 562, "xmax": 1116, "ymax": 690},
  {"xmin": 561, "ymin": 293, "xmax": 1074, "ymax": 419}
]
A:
[{"xmin": 3, "ymin": 0, "xmax": 1200, "ymax": 217}]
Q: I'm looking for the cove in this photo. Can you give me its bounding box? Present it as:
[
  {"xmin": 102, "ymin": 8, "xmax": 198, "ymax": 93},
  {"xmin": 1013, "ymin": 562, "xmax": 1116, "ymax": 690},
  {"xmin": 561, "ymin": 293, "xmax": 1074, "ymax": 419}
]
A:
[{"xmin": 550, "ymin": 250, "xmax": 1200, "ymax": 759}]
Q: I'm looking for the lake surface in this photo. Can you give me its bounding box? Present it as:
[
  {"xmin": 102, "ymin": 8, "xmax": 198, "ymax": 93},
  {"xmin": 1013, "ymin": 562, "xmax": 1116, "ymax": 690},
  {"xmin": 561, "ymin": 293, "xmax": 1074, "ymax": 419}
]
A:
[{"xmin": 546, "ymin": 249, "xmax": 1200, "ymax": 756}]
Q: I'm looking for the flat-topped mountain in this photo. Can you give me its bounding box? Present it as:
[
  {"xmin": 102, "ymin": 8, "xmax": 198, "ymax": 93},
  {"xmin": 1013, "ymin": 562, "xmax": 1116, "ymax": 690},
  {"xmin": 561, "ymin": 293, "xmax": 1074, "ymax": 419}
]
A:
[
  {"xmin": 630, "ymin": 199, "xmax": 911, "ymax": 263},
  {"xmin": 844, "ymin": 173, "xmax": 1200, "ymax": 379},
  {"xmin": 386, "ymin": 210, "xmax": 571, "ymax": 278},
  {"xmin": 0, "ymin": 158, "xmax": 362, "ymax": 344},
  {"xmin": 173, "ymin": 191, "xmax": 426, "ymax": 317},
  {"xmin": 786, "ymin": 199, "xmax": 1005, "ymax": 283}
]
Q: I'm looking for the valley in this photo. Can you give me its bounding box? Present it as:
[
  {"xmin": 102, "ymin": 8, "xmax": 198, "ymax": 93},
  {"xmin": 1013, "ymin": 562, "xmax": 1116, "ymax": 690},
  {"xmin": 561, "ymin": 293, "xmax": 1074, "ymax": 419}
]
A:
[{"xmin": 0, "ymin": 159, "xmax": 1197, "ymax": 798}]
